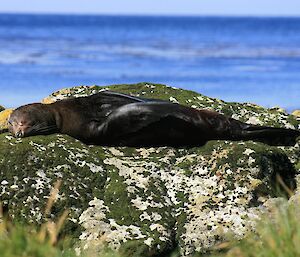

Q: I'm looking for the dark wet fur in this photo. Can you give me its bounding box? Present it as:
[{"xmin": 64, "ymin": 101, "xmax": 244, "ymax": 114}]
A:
[{"xmin": 8, "ymin": 91, "xmax": 300, "ymax": 147}]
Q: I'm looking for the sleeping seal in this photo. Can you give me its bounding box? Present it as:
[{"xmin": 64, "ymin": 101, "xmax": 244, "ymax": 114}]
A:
[{"xmin": 7, "ymin": 91, "xmax": 300, "ymax": 146}]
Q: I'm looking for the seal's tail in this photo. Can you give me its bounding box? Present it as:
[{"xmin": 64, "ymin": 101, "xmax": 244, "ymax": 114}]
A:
[{"xmin": 230, "ymin": 119, "xmax": 300, "ymax": 146}]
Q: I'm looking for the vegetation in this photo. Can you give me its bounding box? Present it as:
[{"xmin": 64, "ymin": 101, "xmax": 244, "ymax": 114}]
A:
[{"xmin": 0, "ymin": 197, "xmax": 299, "ymax": 257}]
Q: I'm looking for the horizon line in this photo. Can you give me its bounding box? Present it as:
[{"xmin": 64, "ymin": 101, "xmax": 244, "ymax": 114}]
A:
[{"xmin": 0, "ymin": 10, "xmax": 300, "ymax": 18}]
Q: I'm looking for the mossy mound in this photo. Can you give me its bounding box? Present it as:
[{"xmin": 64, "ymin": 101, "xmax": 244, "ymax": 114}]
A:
[
  {"xmin": 0, "ymin": 134, "xmax": 296, "ymax": 256},
  {"xmin": 0, "ymin": 83, "xmax": 299, "ymax": 256}
]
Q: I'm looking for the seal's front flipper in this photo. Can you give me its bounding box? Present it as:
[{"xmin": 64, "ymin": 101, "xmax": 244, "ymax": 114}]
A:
[
  {"xmin": 100, "ymin": 91, "xmax": 167, "ymax": 103},
  {"xmin": 86, "ymin": 91, "xmax": 168, "ymax": 122}
]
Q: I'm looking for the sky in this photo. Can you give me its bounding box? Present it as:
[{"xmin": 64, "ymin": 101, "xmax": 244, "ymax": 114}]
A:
[{"xmin": 0, "ymin": 0, "xmax": 300, "ymax": 16}]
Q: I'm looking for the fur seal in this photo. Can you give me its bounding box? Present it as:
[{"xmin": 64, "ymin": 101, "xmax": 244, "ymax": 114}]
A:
[{"xmin": 7, "ymin": 91, "xmax": 300, "ymax": 147}]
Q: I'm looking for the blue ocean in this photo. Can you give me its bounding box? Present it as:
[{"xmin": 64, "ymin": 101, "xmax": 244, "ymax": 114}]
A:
[{"xmin": 0, "ymin": 14, "xmax": 300, "ymax": 111}]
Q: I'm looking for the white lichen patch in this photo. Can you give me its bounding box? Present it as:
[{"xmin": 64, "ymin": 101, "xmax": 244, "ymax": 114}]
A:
[
  {"xmin": 108, "ymin": 148, "xmax": 124, "ymax": 156},
  {"xmin": 86, "ymin": 163, "xmax": 104, "ymax": 173},
  {"xmin": 29, "ymin": 141, "xmax": 47, "ymax": 151},
  {"xmin": 1, "ymin": 180, "xmax": 8, "ymax": 185},
  {"xmin": 104, "ymin": 157, "xmax": 151, "ymax": 190},
  {"xmin": 140, "ymin": 212, "xmax": 162, "ymax": 221},
  {"xmin": 243, "ymin": 148, "xmax": 255, "ymax": 156},
  {"xmin": 131, "ymin": 196, "xmax": 164, "ymax": 210},
  {"xmin": 169, "ymin": 97, "xmax": 179, "ymax": 103},
  {"xmin": 79, "ymin": 198, "xmax": 147, "ymax": 251},
  {"xmin": 181, "ymin": 206, "xmax": 261, "ymax": 255},
  {"xmin": 246, "ymin": 116, "xmax": 263, "ymax": 125},
  {"xmin": 144, "ymin": 237, "xmax": 154, "ymax": 246}
]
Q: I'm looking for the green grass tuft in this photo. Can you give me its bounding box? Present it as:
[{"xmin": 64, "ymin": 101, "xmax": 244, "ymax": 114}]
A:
[{"xmin": 0, "ymin": 223, "xmax": 71, "ymax": 257}]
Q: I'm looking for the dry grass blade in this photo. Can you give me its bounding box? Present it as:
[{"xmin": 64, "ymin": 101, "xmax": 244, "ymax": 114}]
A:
[
  {"xmin": 276, "ymin": 174, "xmax": 294, "ymax": 197},
  {"xmin": 0, "ymin": 202, "xmax": 5, "ymax": 235},
  {"xmin": 46, "ymin": 210, "xmax": 69, "ymax": 246},
  {"xmin": 37, "ymin": 224, "xmax": 47, "ymax": 243},
  {"xmin": 0, "ymin": 201, "xmax": 2, "ymax": 219},
  {"xmin": 38, "ymin": 180, "xmax": 69, "ymax": 245},
  {"xmin": 47, "ymin": 221, "xmax": 57, "ymax": 245},
  {"xmin": 44, "ymin": 180, "xmax": 62, "ymax": 217},
  {"xmin": 213, "ymin": 241, "xmax": 233, "ymax": 250},
  {"xmin": 56, "ymin": 210, "xmax": 69, "ymax": 234}
]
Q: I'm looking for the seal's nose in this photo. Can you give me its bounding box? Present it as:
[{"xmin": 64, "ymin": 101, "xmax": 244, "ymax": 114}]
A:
[{"xmin": 15, "ymin": 130, "xmax": 24, "ymax": 138}]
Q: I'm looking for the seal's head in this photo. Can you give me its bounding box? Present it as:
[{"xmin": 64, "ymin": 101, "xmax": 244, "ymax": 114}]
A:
[{"xmin": 8, "ymin": 103, "xmax": 58, "ymax": 138}]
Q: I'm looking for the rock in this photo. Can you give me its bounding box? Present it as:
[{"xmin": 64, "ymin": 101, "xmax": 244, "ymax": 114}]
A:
[
  {"xmin": 0, "ymin": 134, "xmax": 296, "ymax": 256},
  {"xmin": 269, "ymin": 106, "xmax": 287, "ymax": 114},
  {"xmin": 41, "ymin": 86, "xmax": 99, "ymax": 104},
  {"xmin": 292, "ymin": 110, "xmax": 300, "ymax": 118},
  {"xmin": 1, "ymin": 83, "xmax": 300, "ymax": 256},
  {"xmin": 0, "ymin": 109, "xmax": 14, "ymax": 133}
]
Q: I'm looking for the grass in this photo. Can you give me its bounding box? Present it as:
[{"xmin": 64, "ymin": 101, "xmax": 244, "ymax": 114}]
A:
[
  {"xmin": 0, "ymin": 222, "xmax": 72, "ymax": 257},
  {"xmin": 0, "ymin": 181, "xmax": 299, "ymax": 257},
  {"xmin": 0, "ymin": 180, "xmax": 74, "ymax": 257}
]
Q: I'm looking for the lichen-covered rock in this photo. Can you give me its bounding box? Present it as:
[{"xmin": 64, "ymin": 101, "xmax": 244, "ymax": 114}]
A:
[
  {"xmin": 1, "ymin": 83, "xmax": 300, "ymax": 256},
  {"xmin": 79, "ymin": 141, "xmax": 295, "ymax": 256},
  {"xmin": 0, "ymin": 109, "xmax": 13, "ymax": 133},
  {"xmin": 292, "ymin": 110, "xmax": 300, "ymax": 118},
  {"xmin": 0, "ymin": 134, "xmax": 296, "ymax": 256},
  {"xmin": 41, "ymin": 86, "xmax": 99, "ymax": 104}
]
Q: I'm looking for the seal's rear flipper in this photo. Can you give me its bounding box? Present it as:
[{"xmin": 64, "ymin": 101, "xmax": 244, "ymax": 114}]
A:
[{"xmin": 240, "ymin": 126, "xmax": 300, "ymax": 146}]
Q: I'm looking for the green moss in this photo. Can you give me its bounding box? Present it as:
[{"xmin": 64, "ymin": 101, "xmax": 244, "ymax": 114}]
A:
[
  {"xmin": 103, "ymin": 169, "xmax": 142, "ymax": 225},
  {"xmin": 295, "ymin": 162, "xmax": 300, "ymax": 171},
  {"xmin": 98, "ymin": 82, "xmax": 202, "ymax": 105},
  {"xmin": 287, "ymin": 115, "xmax": 300, "ymax": 129},
  {"xmin": 0, "ymin": 133, "xmax": 107, "ymax": 236}
]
